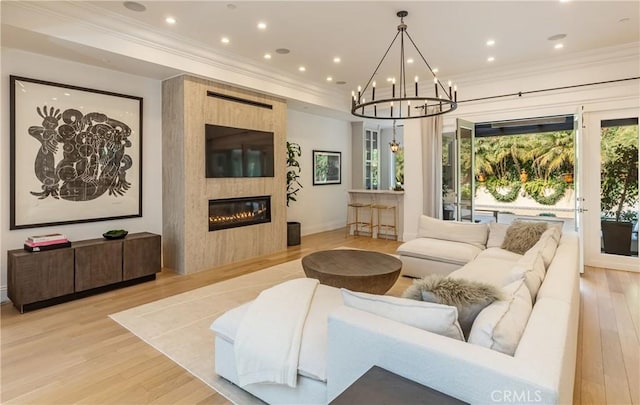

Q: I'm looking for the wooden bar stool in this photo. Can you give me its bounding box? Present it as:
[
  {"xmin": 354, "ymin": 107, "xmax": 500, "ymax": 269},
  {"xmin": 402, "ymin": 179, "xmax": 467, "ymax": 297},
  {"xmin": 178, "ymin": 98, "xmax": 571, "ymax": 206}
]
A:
[
  {"xmin": 346, "ymin": 202, "xmax": 372, "ymax": 237},
  {"xmin": 372, "ymin": 204, "xmax": 398, "ymax": 240}
]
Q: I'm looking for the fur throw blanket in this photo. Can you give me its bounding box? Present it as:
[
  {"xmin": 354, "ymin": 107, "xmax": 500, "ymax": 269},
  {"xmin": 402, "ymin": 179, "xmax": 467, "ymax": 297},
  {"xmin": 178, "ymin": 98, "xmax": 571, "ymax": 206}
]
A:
[{"xmin": 403, "ymin": 275, "xmax": 502, "ymax": 339}]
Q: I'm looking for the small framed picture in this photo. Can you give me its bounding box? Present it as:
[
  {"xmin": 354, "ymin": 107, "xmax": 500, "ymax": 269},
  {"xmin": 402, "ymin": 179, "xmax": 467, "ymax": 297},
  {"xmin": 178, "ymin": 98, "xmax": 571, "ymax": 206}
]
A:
[
  {"xmin": 313, "ymin": 150, "xmax": 341, "ymax": 185},
  {"xmin": 10, "ymin": 76, "xmax": 143, "ymax": 229}
]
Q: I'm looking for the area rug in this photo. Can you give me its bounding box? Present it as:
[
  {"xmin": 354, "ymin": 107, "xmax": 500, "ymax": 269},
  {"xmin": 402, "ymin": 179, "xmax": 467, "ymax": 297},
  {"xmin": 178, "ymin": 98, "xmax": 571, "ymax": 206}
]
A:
[
  {"xmin": 109, "ymin": 259, "xmax": 307, "ymax": 404},
  {"xmin": 109, "ymin": 253, "xmax": 411, "ymax": 404}
]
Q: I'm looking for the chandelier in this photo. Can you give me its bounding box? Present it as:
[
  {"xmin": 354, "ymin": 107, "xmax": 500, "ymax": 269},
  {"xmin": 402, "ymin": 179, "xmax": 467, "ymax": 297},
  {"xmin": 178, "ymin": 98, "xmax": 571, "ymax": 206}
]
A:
[
  {"xmin": 351, "ymin": 11, "xmax": 458, "ymax": 120},
  {"xmin": 389, "ymin": 120, "xmax": 400, "ymax": 153}
]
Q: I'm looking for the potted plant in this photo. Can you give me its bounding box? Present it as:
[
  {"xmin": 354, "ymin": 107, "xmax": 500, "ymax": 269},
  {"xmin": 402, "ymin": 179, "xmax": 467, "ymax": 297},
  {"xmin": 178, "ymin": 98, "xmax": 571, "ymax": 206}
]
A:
[
  {"xmin": 286, "ymin": 141, "xmax": 303, "ymax": 246},
  {"xmin": 600, "ymin": 143, "xmax": 638, "ymax": 256}
]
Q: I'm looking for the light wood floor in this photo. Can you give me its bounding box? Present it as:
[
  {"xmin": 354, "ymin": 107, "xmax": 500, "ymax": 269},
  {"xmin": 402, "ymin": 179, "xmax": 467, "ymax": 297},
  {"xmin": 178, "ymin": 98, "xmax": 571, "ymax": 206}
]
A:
[{"xmin": 1, "ymin": 229, "xmax": 638, "ymax": 404}]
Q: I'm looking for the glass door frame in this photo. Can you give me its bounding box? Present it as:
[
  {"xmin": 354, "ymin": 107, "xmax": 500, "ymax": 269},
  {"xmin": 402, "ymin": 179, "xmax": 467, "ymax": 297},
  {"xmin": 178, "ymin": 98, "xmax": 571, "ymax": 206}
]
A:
[
  {"xmin": 583, "ymin": 107, "xmax": 639, "ymax": 272},
  {"xmin": 456, "ymin": 118, "xmax": 475, "ymax": 222}
]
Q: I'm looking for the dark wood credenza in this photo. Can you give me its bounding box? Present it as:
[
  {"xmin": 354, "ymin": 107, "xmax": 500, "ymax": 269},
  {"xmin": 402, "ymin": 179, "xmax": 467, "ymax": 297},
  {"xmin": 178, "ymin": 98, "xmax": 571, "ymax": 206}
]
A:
[{"xmin": 8, "ymin": 232, "xmax": 161, "ymax": 313}]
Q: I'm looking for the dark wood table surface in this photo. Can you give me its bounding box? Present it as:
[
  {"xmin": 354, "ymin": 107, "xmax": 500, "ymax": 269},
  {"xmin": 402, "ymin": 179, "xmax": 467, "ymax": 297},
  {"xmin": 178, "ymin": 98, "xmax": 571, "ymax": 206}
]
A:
[
  {"xmin": 301, "ymin": 249, "xmax": 401, "ymax": 294},
  {"xmin": 330, "ymin": 366, "xmax": 468, "ymax": 405}
]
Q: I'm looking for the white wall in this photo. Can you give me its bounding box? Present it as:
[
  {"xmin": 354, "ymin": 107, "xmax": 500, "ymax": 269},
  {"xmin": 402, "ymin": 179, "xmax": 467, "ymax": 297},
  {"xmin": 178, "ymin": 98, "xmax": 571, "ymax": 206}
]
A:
[
  {"xmin": 286, "ymin": 108, "xmax": 351, "ymax": 235},
  {"xmin": 1, "ymin": 48, "xmax": 163, "ymax": 302},
  {"xmin": 402, "ymin": 44, "xmax": 640, "ymax": 241}
]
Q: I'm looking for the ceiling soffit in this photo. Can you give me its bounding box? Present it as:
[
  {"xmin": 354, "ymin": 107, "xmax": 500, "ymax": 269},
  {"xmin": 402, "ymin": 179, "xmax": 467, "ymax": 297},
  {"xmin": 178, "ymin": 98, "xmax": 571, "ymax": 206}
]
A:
[{"xmin": 2, "ymin": 1, "xmax": 349, "ymax": 113}]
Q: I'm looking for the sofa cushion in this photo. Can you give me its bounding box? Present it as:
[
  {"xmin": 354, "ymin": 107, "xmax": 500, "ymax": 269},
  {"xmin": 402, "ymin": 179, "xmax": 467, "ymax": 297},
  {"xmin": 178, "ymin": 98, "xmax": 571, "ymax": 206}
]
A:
[
  {"xmin": 210, "ymin": 284, "xmax": 343, "ymax": 382},
  {"xmin": 397, "ymin": 238, "xmax": 483, "ymax": 266},
  {"xmin": 417, "ymin": 215, "xmax": 489, "ymax": 249},
  {"xmin": 511, "ymin": 250, "xmax": 546, "ymax": 302},
  {"xmin": 527, "ymin": 227, "xmax": 560, "ymax": 269},
  {"xmin": 402, "ymin": 275, "xmax": 502, "ymax": 339},
  {"xmin": 477, "ymin": 247, "xmax": 523, "ymax": 262},
  {"xmin": 501, "ymin": 220, "xmax": 548, "ymax": 254},
  {"xmin": 341, "ymin": 289, "xmax": 464, "ymax": 341},
  {"xmin": 448, "ymin": 257, "xmax": 519, "ymax": 289},
  {"xmin": 468, "ymin": 279, "xmax": 533, "ymax": 356},
  {"xmin": 486, "ymin": 222, "xmax": 510, "ymax": 248},
  {"xmin": 211, "ymin": 302, "xmax": 250, "ymax": 343}
]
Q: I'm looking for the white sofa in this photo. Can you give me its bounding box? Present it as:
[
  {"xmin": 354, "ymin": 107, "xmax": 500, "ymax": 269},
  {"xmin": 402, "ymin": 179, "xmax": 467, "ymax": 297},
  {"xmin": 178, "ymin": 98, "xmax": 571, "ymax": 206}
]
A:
[
  {"xmin": 211, "ymin": 220, "xmax": 580, "ymax": 404},
  {"xmin": 397, "ymin": 216, "xmax": 493, "ymax": 277}
]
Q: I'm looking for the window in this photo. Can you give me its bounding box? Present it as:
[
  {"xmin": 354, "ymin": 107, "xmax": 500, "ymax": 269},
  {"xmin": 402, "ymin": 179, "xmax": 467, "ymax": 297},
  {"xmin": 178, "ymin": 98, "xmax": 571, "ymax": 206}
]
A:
[{"xmin": 364, "ymin": 128, "xmax": 380, "ymax": 189}]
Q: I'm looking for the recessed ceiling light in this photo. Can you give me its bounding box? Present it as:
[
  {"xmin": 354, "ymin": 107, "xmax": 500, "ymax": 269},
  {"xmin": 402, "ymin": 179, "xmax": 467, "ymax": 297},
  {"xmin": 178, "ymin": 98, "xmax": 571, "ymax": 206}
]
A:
[
  {"xmin": 123, "ymin": 1, "xmax": 146, "ymax": 12},
  {"xmin": 326, "ymin": 76, "xmax": 333, "ymax": 82},
  {"xmin": 407, "ymin": 58, "xmax": 414, "ymax": 64},
  {"xmin": 432, "ymin": 68, "xmax": 439, "ymax": 73},
  {"xmin": 487, "ymin": 56, "xmax": 495, "ymax": 62},
  {"xmin": 386, "ymin": 77, "xmax": 394, "ymax": 82},
  {"xmin": 554, "ymin": 43, "xmax": 564, "ymax": 49},
  {"xmin": 257, "ymin": 22, "xmax": 267, "ymax": 30},
  {"xmin": 559, "ymin": 0, "xmax": 570, "ymax": 3},
  {"xmin": 264, "ymin": 53, "xmax": 272, "ymax": 59},
  {"xmin": 275, "ymin": 48, "xmax": 290, "ymax": 54},
  {"xmin": 336, "ymin": 81, "xmax": 346, "ymax": 85},
  {"xmin": 165, "ymin": 16, "xmax": 176, "ymax": 25},
  {"xmin": 64, "ymin": 92, "xmax": 70, "ymax": 96},
  {"xmin": 333, "ymin": 57, "xmax": 341, "ymax": 63},
  {"xmin": 298, "ymin": 66, "xmax": 306, "ymax": 72},
  {"xmin": 221, "ymin": 37, "xmax": 230, "ymax": 44},
  {"xmin": 486, "ymin": 39, "xmax": 495, "ymax": 46},
  {"xmin": 548, "ymin": 33, "xmax": 567, "ymax": 41}
]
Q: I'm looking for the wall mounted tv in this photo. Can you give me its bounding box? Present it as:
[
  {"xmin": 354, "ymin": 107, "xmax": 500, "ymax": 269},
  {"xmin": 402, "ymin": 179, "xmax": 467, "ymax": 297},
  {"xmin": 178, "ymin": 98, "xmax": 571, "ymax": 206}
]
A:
[{"xmin": 205, "ymin": 124, "xmax": 274, "ymax": 178}]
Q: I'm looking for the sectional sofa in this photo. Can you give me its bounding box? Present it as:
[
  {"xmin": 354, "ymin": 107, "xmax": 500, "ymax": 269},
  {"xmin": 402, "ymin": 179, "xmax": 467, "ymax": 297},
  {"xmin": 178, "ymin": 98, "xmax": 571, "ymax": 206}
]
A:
[{"xmin": 211, "ymin": 216, "xmax": 580, "ymax": 404}]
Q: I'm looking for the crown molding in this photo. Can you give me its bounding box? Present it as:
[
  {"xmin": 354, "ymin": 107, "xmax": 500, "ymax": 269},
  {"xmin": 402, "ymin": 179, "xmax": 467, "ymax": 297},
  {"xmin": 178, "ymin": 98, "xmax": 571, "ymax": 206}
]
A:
[
  {"xmin": 2, "ymin": 1, "xmax": 349, "ymax": 113},
  {"xmin": 454, "ymin": 42, "xmax": 640, "ymax": 87}
]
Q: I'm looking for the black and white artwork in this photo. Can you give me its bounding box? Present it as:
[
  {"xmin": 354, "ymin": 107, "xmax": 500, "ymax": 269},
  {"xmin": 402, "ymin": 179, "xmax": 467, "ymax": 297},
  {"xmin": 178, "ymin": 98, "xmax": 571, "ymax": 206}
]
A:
[{"xmin": 10, "ymin": 76, "xmax": 143, "ymax": 229}]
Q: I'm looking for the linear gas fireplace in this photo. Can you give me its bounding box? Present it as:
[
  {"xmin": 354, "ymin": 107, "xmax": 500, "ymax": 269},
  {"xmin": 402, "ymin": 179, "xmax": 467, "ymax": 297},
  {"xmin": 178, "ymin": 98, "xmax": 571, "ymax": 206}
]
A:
[{"xmin": 209, "ymin": 196, "xmax": 271, "ymax": 231}]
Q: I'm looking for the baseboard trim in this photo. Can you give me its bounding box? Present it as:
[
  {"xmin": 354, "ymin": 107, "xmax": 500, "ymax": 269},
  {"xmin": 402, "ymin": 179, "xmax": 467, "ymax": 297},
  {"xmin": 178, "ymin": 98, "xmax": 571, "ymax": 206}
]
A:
[
  {"xmin": 586, "ymin": 258, "xmax": 639, "ymax": 273},
  {"xmin": 301, "ymin": 220, "xmax": 346, "ymax": 236}
]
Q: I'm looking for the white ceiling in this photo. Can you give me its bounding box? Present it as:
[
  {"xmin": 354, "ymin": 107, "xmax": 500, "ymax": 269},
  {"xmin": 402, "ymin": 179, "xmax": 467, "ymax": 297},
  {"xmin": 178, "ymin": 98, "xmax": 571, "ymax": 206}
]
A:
[{"xmin": 2, "ymin": 1, "xmax": 639, "ymax": 106}]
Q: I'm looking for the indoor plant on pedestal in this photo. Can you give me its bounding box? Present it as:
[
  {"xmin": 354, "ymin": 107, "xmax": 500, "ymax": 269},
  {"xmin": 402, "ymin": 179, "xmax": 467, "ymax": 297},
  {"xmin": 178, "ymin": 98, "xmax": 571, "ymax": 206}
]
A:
[
  {"xmin": 286, "ymin": 141, "xmax": 303, "ymax": 246},
  {"xmin": 600, "ymin": 143, "xmax": 638, "ymax": 256}
]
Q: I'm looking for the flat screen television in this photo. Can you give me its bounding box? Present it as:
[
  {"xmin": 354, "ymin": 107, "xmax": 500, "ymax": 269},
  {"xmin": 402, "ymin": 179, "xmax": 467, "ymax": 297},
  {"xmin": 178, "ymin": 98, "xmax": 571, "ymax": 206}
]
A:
[{"xmin": 205, "ymin": 124, "xmax": 274, "ymax": 178}]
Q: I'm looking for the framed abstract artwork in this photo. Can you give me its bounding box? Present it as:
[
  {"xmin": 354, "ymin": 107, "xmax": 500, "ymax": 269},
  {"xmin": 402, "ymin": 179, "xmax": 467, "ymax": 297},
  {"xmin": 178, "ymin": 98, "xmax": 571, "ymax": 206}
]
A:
[
  {"xmin": 9, "ymin": 76, "xmax": 143, "ymax": 229},
  {"xmin": 313, "ymin": 150, "xmax": 341, "ymax": 185}
]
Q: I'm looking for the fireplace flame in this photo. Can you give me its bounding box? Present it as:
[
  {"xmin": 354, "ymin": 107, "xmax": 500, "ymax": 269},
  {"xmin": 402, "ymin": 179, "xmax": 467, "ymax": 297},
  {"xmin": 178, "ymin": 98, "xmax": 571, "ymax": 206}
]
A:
[{"xmin": 208, "ymin": 207, "xmax": 268, "ymax": 224}]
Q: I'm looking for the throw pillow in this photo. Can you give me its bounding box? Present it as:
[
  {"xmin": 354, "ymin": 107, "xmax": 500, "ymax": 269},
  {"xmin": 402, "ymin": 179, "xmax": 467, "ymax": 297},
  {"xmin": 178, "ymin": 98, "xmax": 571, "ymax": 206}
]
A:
[
  {"xmin": 417, "ymin": 215, "xmax": 489, "ymax": 249},
  {"xmin": 468, "ymin": 279, "xmax": 533, "ymax": 356},
  {"xmin": 510, "ymin": 250, "xmax": 546, "ymax": 302},
  {"xmin": 402, "ymin": 275, "xmax": 502, "ymax": 339},
  {"xmin": 501, "ymin": 221, "xmax": 548, "ymax": 254},
  {"xmin": 341, "ymin": 289, "xmax": 464, "ymax": 341},
  {"xmin": 527, "ymin": 227, "xmax": 560, "ymax": 269},
  {"xmin": 486, "ymin": 222, "xmax": 510, "ymax": 248}
]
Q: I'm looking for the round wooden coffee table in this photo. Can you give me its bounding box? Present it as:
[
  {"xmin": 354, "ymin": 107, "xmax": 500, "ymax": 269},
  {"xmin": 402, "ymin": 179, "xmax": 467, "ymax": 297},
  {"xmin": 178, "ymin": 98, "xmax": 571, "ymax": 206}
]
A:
[{"xmin": 301, "ymin": 250, "xmax": 402, "ymax": 294}]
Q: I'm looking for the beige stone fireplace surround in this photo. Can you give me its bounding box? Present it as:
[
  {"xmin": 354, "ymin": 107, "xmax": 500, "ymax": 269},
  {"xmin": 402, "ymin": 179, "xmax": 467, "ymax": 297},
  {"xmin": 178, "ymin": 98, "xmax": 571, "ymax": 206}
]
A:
[{"xmin": 162, "ymin": 75, "xmax": 287, "ymax": 274}]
